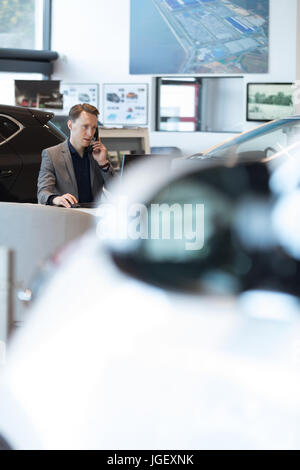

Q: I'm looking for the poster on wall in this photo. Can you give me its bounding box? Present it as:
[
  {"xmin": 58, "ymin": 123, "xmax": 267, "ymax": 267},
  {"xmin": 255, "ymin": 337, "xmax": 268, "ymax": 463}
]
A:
[
  {"xmin": 103, "ymin": 84, "xmax": 148, "ymax": 126},
  {"xmin": 247, "ymin": 83, "xmax": 294, "ymax": 121},
  {"xmin": 15, "ymin": 80, "xmax": 63, "ymax": 109},
  {"xmin": 130, "ymin": 0, "xmax": 269, "ymax": 74},
  {"xmin": 60, "ymin": 83, "xmax": 99, "ymax": 112}
]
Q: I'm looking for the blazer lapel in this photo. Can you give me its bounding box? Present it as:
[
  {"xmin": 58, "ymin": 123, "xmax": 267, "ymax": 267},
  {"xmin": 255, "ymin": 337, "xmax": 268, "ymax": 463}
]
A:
[{"xmin": 61, "ymin": 140, "xmax": 78, "ymax": 196}]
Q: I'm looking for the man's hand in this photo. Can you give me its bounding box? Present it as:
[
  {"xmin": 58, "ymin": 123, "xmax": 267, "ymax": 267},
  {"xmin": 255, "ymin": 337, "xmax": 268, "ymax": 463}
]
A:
[
  {"xmin": 53, "ymin": 193, "xmax": 78, "ymax": 208},
  {"xmin": 91, "ymin": 137, "xmax": 109, "ymax": 166}
]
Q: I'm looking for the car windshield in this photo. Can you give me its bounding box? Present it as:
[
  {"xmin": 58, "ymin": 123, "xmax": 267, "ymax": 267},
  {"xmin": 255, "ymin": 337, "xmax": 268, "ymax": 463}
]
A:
[{"xmin": 196, "ymin": 118, "xmax": 300, "ymax": 161}]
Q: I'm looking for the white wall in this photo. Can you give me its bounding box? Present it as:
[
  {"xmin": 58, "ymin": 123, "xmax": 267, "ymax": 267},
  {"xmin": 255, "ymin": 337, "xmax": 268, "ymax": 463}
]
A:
[
  {"xmin": 0, "ymin": 73, "xmax": 43, "ymax": 106},
  {"xmin": 51, "ymin": 0, "xmax": 298, "ymax": 156}
]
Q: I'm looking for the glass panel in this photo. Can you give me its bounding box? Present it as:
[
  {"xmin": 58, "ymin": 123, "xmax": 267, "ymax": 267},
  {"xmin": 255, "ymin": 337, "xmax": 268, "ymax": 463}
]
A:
[
  {"xmin": 157, "ymin": 77, "xmax": 244, "ymax": 133},
  {"xmin": 160, "ymin": 120, "xmax": 196, "ymax": 132},
  {"xmin": 159, "ymin": 80, "xmax": 198, "ymax": 132},
  {"xmin": 161, "ymin": 85, "xmax": 196, "ymax": 118},
  {"xmin": 0, "ymin": 0, "xmax": 44, "ymax": 49}
]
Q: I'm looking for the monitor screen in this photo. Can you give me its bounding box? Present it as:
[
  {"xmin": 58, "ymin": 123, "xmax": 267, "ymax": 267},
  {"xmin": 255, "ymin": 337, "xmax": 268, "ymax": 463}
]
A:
[
  {"xmin": 247, "ymin": 83, "xmax": 294, "ymax": 122},
  {"xmin": 120, "ymin": 154, "xmax": 173, "ymax": 176}
]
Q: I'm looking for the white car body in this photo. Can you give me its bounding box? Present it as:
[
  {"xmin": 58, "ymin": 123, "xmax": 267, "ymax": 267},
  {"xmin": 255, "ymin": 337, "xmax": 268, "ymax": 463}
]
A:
[{"xmin": 1, "ymin": 134, "xmax": 300, "ymax": 450}]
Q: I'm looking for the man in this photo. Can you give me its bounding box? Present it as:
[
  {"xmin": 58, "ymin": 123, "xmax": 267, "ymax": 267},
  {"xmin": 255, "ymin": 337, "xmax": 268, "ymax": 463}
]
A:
[{"xmin": 37, "ymin": 103, "xmax": 113, "ymax": 207}]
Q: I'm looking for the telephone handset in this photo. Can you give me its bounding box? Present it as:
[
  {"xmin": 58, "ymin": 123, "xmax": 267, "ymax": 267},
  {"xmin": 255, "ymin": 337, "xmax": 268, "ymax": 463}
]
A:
[
  {"xmin": 93, "ymin": 125, "xmax": 99, "ymax": 141},
  {"xmin": 88, "ymin": 125, "xmax": 99, "ymax": 153}
]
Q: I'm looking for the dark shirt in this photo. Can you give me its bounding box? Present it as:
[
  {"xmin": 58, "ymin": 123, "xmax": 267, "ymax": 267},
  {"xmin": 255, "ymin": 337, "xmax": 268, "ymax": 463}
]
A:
[{"xmin": 68, "ymin": 140, "xmax": 93, "ymax": 203}]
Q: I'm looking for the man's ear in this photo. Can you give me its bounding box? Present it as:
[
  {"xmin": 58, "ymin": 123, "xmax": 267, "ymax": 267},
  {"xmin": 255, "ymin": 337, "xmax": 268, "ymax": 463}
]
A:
[{"xmin": 67, "ymin": 120, "xmax": 72, "ymax": 132}]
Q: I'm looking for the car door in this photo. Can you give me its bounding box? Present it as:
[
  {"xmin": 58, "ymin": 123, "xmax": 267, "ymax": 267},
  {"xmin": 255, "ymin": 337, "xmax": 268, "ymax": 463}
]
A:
[
  {"xmin": 0, "ymin": 115, "xmax": 23, "ymax": 202},
  {"xmin": 9, "ymin": 123, "xmax": 65, "ymax": 203}
]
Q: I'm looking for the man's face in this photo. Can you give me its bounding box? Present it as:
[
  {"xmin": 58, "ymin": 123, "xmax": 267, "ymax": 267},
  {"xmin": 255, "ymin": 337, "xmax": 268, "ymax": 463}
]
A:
[{"xmin": 68, "ymin": 111, "xmax": 98, "ymax": 149}]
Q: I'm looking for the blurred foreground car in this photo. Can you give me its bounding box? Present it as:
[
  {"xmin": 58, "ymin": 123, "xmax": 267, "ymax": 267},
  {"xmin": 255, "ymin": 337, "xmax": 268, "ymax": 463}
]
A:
[
  {"xmin": 0, "ymin": 105, "xmax": 65, "ymax": 203},
  {"xmin": 2, "ymin": 139, "xmax": 300, "ymax": 450}
]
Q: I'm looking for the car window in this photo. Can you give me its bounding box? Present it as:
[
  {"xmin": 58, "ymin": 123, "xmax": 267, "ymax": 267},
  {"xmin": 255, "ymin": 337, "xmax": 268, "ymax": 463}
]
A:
[
  {"xmin": 0, "ymin": 115, "xmax": 21, "ymax": 143},
  {"xmin": 204, "ymin": 119, "xmax": 300, "ymax": 160}
]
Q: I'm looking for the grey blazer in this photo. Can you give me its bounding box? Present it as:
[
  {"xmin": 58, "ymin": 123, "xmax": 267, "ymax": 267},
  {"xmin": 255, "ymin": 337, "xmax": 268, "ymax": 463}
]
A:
[{"xmin": 37, "ymin": 140, "xmax": 114, "ymax": 205}]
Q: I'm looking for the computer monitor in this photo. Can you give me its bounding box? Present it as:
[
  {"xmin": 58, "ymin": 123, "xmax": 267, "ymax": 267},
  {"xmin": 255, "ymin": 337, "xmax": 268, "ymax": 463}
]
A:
[
  {"xmin": 247, "ymin": 83, "xmax": 294, "ymax": 122},
  {"xmin": 151, "ymin": 146, "xmax": 182, "ymax": 156},
  {"xmin": 120, "ymin": 153, "xmax": 173, "ymax": 176}
]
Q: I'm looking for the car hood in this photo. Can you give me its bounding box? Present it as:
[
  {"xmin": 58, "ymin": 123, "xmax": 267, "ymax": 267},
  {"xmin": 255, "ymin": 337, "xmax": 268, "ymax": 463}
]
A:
[
  {"xmin": 26, "ymin": 108, "xmax": 54, "ymax": 126},
  {"xmin": 0, "ymin": 104, "xmax": 54, "ymax": 127}
]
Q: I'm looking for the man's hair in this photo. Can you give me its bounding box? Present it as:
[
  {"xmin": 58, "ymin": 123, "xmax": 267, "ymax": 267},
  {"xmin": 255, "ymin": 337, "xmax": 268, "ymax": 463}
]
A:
[{"xmin": 69, "ymin": 103, "xmax": 99, "ymax": 121}]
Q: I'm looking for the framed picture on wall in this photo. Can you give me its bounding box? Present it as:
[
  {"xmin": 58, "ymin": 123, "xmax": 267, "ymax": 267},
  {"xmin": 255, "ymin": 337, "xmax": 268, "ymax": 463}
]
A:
[
  {"xmin": 247, "ymin": 82, "xmax": 294, "ymax": 122},
  {"xmin": 60, "ymin": 83, "xmax": 99, "ymax": 112},
  {"xmin": 103, "ymin": 83, "xmax": 148, "ymax": 126},
  {"xmin": 130, "ymin": 0, "xmax": 270, "ymax": 74}
]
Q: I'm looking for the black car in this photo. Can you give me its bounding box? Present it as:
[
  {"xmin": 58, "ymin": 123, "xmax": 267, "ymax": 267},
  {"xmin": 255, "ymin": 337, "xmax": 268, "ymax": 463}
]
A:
[{"xmin": 0, "ymin": 105, "xmax": 66, "ymax": 203}]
